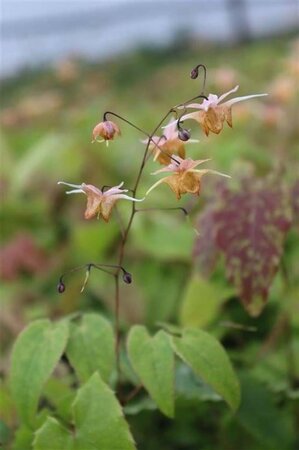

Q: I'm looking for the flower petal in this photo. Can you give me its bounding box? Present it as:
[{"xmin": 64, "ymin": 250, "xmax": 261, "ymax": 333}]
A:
[
  {"xmin": 114, "ymin": 194, "xmax": 145, "ymax": 202},
  {"xmin": 57, "ymin": 181, "xmax": 82, "ymax": 189},
  {"xmin": 162, "ymin": 120, "xmax": 178, "ymax": 129},
  {"xmin": 58, "ymin": 181, "xmax": 85, "ymax": 195},
  {"xmin": 163, "ymin": 117, "xmax": 179, "ymax": 140},
  {"xmin": 105, "ymin": 182, "xmax": 127, "ymax": 196},
  {"xmin": 179, "ymin": 111, "xmax": 203, "ymax": 123},
  {"xmin": 187, "ymin": 158, "xmax": 211, "ymax": 170},
  {"xmin": 190, "ymin": 169, "xmax": 231, "ymax": 178},
  {"xmin": 153, "ymin": 149, "xmax": 161, "ymax": 162},
  {"xmin": 224, "ymin": 93, "xmax": 268, "ymax": 107},
  {"xmin": 146, "ymin": 177, "xmax": 169, "ymax": 196},
  {"xmin": 218, "ymin": 85, "xmax": 239, "ymax": 103},
  {"xmin": 186, "ymin": 139, "xmax": 200, "ymax": 144},
  {"xmin": 180, "ymin": 102, "xmax": 205, "ymax": 110},
  {"xmin": 65, "ymin": 189, "xmax": 85, "ymax": 195}
]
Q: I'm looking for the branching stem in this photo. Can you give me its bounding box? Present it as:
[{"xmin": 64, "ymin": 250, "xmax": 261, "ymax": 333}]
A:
[
  {"xmin": 103, "ymin": 75, "xmax": 209, "ymax": 388},
  {"xmin": 103, "ymin": 111, "xmax": 180, "ymax": 164},
  {"xmin": 113, "ymin": 107, "xmax": 177, "ymax": 383}
]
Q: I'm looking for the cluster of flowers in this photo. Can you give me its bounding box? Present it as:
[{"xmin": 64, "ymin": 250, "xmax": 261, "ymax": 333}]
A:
[{"xmin": 59, "ymin": 85, "xmax": 266, "ymax": 220}]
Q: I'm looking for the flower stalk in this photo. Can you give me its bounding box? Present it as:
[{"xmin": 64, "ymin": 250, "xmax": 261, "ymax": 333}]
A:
[{"xmin": 57, "ymin": 63, "xmax": 267, "ymax": 392}]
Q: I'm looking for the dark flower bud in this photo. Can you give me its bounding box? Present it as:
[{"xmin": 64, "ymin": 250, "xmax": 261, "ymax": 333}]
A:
[
  {"xmin": 190, "ymin": 67, "xmax": 199, "ymax": 79},
  {"xmin": 57, "ymin": 282, "xmax": 66, "ymax": 293},
  {"xmin": 178, "ymin": 128, "xmax": 191, "ymax": 142},
  {"xmin": 123, "ymin": 272, "xmax": 132, "ymax": 284}
]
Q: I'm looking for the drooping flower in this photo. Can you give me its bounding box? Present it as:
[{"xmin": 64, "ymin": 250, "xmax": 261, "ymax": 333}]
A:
[
  {"xmin": 179, "ymin": 86, "xmax": 267, "ymax": 136},
  {"xmin": 143, "ymin": 117, "xmax": 198, "ymax": 165},
  {"xmin": 58, "ymin": 181, "xmax": 143, "ymax": 221},
  {"xmin": 92, "ymin": 120, "xmax": 120, "ymax": 143},
  {"xmin": 146, "ymin": 156, "xmax": 230, "ymax": 200}
]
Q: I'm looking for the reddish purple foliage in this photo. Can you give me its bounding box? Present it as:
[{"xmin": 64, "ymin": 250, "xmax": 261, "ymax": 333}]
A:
[
  {"xmin": 0, "ymin": 233, "xmax": 48, "ymax": 281},
  {"xmin": 194, "ymin": 180, "xmax": 292, "ymax": 316},
  {"xmin": 193, "ymin": 206, "xmax": 219, "ymax": 277},
  {"xmin": 291, "ymin": 180, "xmax": 299, "ymax": 226}
]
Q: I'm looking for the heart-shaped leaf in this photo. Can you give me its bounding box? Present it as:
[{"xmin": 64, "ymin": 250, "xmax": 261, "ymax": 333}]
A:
[
  {"xmin": 34, "ymin": 373, "xmax": 136, "ymax": 450},
  {"xmin": 10, "ymin": 320, "xmax": 69, "ymax": 426},
  {"xmin": 66, "ymin": 313, "xmax": 115, "ymax": 383},
  {"xmin": 127, "ymin": 326, "xmax": 175, "ymax": 418},
  {"xmin": 73, "ymin": 373, "xmax": 136, "ymax": 450},
  {"xmin": 180, "ymin": 274, "xmax": 230, "ymax": 327},
  {"xmin": 171, "ymin": 328, "xmax": 240, "ymax": 411},
  {"xmin": 34, "ymin": 417, "xmax": 73, "ymax": 450},
  {"xmin": 194, "ymin": 179, "xmax": 292, "ymax": 316}
]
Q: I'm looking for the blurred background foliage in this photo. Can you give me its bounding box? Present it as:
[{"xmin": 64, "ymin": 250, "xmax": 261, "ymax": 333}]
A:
[{"xmin": 1, "ymin": 32, "xmax": 299, "ymax": 449}]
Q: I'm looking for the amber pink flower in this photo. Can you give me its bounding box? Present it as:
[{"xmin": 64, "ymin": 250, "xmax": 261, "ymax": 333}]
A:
[
  {"xmin": 58, "ymin": 181, "xmax": 143, "ymax": 221},
  {"xmin": 179, "ymin": 86, "xmax": 267, "ymax": 136},
  {"xmin": 92, "ymin": 120, "xmax": 121, "ymax": 143},
  {"xmin": 143, "ymin": 117, "xmax": 198, "ymax": 165},
  {"xmin": 269, "ymin": 76, "xmax": 296, "ymax": 103},
  {"xmin": 212, "ymin": 67, "xmax": 238, "ymax": 91},
  {"xmin": 146, "ymin": 156, "xmax": 230, "ymax": 199}
]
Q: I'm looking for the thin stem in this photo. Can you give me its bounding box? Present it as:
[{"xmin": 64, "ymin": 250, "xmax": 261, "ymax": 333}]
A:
[
  {"xmin": 111, "ymin": 91, "xmax": 206, "ymax": 386},
  {"xmin": 174, "ymin": 93, "xmax": 209, "ymax": 109},
  {"xmin": 190, "ymin": 63, "xmax": 207, "ymax": 94},
  {"xmin": 104, "ymin": 111, "xmax": 150, "ymax": 137},
  {"xmin": 145, "ymin": 134, "xmax": 167, "ymax": 164},
  {"xmin": 135, "ymin": 207, "xmax": 188, "ymax": 216},
  {"xmin": 114, "ymin": 274, "xmax": 121, "ymax": 382},
  {"xmin": 103, "ymin": 111, "xmax": 180, "ymax": 165},
  {"xmin": 113, "ymin": 108, "xmax": 175, "ymax": 383},
  {"xmin": 59, "ymin": 262, "xmax": 130, "ymax": 285},
  {"xmin": 219, "ymin": 321, "xmax": 257, "ymax": 332},
  {"xmin": 171, "ymin": 94, "xmax": 209, "ymax": 131},
  {"xmin": 59, "ymin": 263, "xmax": 113, "ymax": 283},
  {"xmin": 123, "ymin": 384, "xmax": 143, "ymax": 405}
]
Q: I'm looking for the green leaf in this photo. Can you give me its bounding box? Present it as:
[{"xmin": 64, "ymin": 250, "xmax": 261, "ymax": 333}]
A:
[
  {"xmin": 127, "ymin": 326, "xmax": 175, "ymax": 418},
  {"xmin": 134, "ymin": 261, "xmax": 187, "ymax": 326},
  {"xmin": 10, "ymin": 319, "xmax": 69, "ymax": 425},
  {"xmin": 0, "ymin": 419, "xmax": 11, "ymax": 446},
  {"xmin": 124, "ymin": 397, "xmax": 157, "ymax": 415},
  {"xmin": 73, "ymin": 373, "xmax": 136, "ymax": 450},
  {"xmin": 236, "ymin": 374, "xmax": 293, "ymax": 449},
  {"xmin": 175, "ymin": 363, "xmax": 222, "ymax": 403},
  {"xmin": 43, "ymin": 378, "xmax": 75, "ymax": 423},
  {"xmin": 171, "ymin": 328, "xmax": 240, "ymax": 411},
  {"xmin": 0, "ymin": 380, "xmax": 15, "ymax": 425},
  {"xmin": 71, "ymin": 221, "xmax": 118, "ymax": 262},
  {"xmin": 34, "ymin": 374, "xmax": 136, "ymax": 450},
  {"xmin": 11, "ymin": 133, "xmax": 81, "ymax": 194},
  {"xmin": 131, "ymin": 213, "xmax": 194, "ymax": 261},
  {"xmin": 180, "ymin": 274, "xmax": 229, "ymax": 328},
  {"xmin": 33, "ymin": 417, "xmax": 73, "ymax": 450},
  {"xmin": 12, "ymin": 425, "xmax": 33, "ymax": 450},
  {"xmin": 66, "ymin": 313, "xmax": 115, "ymax": 383}
]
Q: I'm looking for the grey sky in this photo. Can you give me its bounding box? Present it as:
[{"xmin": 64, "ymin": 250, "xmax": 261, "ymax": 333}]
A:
[{"xmin": 1, "ymin": 0, "xmax": 298, "ymax": 77}]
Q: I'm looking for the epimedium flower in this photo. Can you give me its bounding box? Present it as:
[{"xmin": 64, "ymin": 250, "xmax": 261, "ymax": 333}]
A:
[
  {"xmin": 143, "ymin": 117, "xmax": 198, "ymax": 165},
  {"xmin": 92, "ymin": 120, "xmax": 121, "ymax": 143},
  {"xmin": 179, "ymin": 86, "xmax": 267, "ymax": 136},
  {"xmin": 146, "ymin": 156, "xmax": 230, "ymax": 200},
  {"xmin": 58, "ymin": 181, "xmax": 143, "ymax": 222}
]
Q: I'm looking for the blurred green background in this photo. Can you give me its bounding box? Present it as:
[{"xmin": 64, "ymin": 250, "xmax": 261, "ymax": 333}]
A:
[{"xmin": 1, "ymin": 31, "xmax": 299, "ymax": 449}]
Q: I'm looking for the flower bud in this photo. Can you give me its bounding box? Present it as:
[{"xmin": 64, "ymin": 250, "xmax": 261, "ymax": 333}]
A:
[
  {"xmin": 190, "ymin": 67, "xmax": 199, "ymax": 79},
  {"xmin": 178, "ymin": 128, "xmax": 191, "ymax": 142},
  {"xmin": 57, "ymin": 281, "xmax": 66, "ymax": 293},
  {"xmin": 92, "ymin": 120, "xmax": 120, "ymax": 142},
  {"xmin": 122, "ymin": 272, "xmax": 132, "ymax": 284}
]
